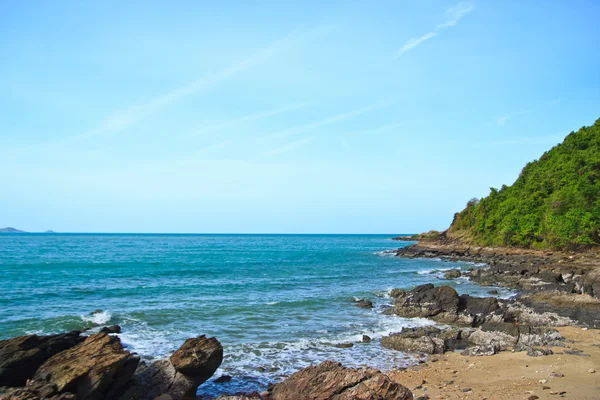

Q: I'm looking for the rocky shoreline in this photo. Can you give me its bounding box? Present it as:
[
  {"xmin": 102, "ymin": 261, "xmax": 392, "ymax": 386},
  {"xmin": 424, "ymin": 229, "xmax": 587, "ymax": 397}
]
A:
[{"xmin": 2, "ymin": 239, "xmax": 599, "ymax": 400}]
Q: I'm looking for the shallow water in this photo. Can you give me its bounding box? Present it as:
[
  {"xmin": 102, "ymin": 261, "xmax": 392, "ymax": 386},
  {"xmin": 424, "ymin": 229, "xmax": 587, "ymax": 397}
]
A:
[{"xmin": 0, "ymin": 233, "xmax": 511, "ymax": 397}]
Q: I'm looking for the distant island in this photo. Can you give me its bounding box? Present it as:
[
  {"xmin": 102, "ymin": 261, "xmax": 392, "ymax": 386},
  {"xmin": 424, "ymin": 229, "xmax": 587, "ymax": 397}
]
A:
[{"xmin": 0, "ymin": 227, "xmax": 25, "ymax": 233}]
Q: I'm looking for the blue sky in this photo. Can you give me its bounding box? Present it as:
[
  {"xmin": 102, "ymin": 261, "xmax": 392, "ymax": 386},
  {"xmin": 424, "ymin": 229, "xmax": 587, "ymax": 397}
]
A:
[{"xmin": 1, "ymin": 1, "xmax": 599, "ymax": 233}]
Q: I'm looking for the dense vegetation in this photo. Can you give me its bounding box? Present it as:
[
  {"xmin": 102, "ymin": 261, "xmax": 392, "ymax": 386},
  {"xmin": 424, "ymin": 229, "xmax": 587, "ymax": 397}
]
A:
[{"xmin": 448, "ymin": 118, "xmax": 600, "ymax": 250}]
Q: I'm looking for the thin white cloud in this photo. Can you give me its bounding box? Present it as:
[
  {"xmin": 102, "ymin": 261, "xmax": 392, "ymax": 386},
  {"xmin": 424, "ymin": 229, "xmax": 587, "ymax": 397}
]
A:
[
  {"xmin": 262, "ymin": 103, "xmax": 390, "ymax": 140},
  {"xmin": 265, "ymin": 137, "xmax": 315, "ymax": 156},
  {"xmin": 495, "ymin": 97, "xmax": 564, "ymax": 126},
  {"xmin": 397, "ymin": 2, "xmax": 475, "ymax": 57},
  {"xmin": 77, "ymin": 26, "xmax": 325, "ymax": 140},
  {"xmin": 188, "ymin": 103, "xmax": 308, "ymax": 137}
]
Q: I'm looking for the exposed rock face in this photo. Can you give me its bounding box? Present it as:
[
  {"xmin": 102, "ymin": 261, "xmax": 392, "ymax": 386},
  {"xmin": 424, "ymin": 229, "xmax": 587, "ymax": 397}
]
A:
[
  {"xmin": 266, "ymin": 360, "xmax": 413, "ymax": 400},
  {"xmin": 0, "ymin": 386, "xmax": 75, "ymax": 399},
  {"xmin": 31, "ymin": 332, "xmax": 139, "ymax": 400},
  {"xmin": 120, "ymin": 335, "xmax": 223, "ymax": 400},
  {"xmin": 381, "ymin": 326, "xmax": 470, "ymax": 355},
  {"xmin": 0, "ymin": 331, "xmax": 83, "ymax": 387},
  {"xmin": 387, "ymin": 284, "xmax": 459, "ymax": 324},
  {"xmin": 387, "ymin": 284, "xmax": 502, "ymax": 327}
]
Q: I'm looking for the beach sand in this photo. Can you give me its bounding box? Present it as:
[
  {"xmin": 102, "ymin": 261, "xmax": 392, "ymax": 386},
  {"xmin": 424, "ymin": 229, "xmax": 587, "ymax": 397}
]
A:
[{"xmin": 387, "ymin": 327, "xmax": 600, "ymax": 400}]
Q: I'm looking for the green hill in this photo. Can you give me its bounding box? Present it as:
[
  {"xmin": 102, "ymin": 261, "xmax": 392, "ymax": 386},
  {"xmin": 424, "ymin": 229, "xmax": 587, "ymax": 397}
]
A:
[{"xmin": 448, "ymin": 117, "xmax": 600, "ymax": 250}]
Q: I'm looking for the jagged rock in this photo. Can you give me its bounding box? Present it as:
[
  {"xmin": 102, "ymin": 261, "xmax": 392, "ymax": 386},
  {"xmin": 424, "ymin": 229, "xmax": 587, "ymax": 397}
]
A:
[
  {"xmin": 467, "ymin": 327, "xmax": 516, "ymax": 351},
  {"xmin": 388, "ymin": 284, "xmax": 460, "ymax": 323},
  {"xmin": 381, "ymin": 326, "xmax": 469, "ymax": 354},
  {"xmin": 30, "ymin": 332, "xmax": 139, "ymax": 400},
  {"xmin": 458, "ymin": 294, "xmax": 502, "ymax": 326},
  {"xmin": 389, "ymin": 288, "xmax": 406, "ymax": 299},
  {"xmin": 443, "ymin": 269, "xmax": 461, "ymax": 279},
  {"xmin": 266, "ymin": 360, "xmax": 413, "ymax": 400},
  {"xmin": 120, "ymin": 335, "xmax": 223, "ymax": 400},
  {"xmin": 362, "ymin": 335, "xmax": 372, "ymax": 343},
  {"xmin": 99, "ymin": 325, "xmax": 121, "ymax": 334},
  {"xmin": 0, "ymin": 331, "xmax": 83, "ymax": 387},
  {"xmin": 0, "ymin": 386, "xmax": 75, "ymax": 399},
  {"xmin": 461, "ymin": 345, "xmax": 498, "ymax": 356}
]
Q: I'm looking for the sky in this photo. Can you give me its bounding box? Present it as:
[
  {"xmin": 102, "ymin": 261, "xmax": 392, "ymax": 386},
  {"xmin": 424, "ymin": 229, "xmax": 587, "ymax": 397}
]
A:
[{"xmin": 1, "ymin": 1, "xmax": 599, "ymax": 233}]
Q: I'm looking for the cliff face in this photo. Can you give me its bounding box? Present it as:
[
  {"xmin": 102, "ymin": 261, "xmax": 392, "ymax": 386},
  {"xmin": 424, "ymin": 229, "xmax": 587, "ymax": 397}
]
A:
[{"xmin": 448, "ymin": 118, "xmax": 600, "ymax": 250}]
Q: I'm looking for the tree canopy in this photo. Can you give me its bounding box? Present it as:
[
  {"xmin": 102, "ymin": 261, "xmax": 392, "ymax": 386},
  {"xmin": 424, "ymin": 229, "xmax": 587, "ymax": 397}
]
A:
[{"xmin": 448, "ymin": 117, "xmax": 600, "ymax": 250}]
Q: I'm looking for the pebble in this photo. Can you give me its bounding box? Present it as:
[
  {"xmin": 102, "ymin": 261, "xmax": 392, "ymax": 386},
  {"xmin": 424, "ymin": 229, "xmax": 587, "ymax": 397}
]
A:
[
  {"xmin": 538, "ymin": 379, "xmax": 547, "ymax": 384},
  {"xmin": 528, "ymin": 396, "xmax": 539, "ymax": 400},
  {"xmin": 549, "ymin": 372, "xmax": 564, "ymax": 378},
  {"xmin": 462, "ymin": 387, "xmax": 472, "ymax": 392},
  {"xmin": 589, "ymin": 368, "xmax": 596, "ymax": 373}
]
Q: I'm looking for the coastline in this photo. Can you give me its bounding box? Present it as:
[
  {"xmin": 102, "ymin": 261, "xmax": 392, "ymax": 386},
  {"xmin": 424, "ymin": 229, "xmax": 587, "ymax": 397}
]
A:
[{"xmin": 2, "ymin": 238, "xmax": 600, "ymax": 399}]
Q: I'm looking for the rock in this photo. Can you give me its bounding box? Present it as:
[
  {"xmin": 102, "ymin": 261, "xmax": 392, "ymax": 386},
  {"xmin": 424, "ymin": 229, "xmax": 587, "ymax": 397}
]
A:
[
  {"xmin": 0, "ymin": 331, "xmax": 83, "ymax": 387},
  {"xmin": 468, "ymin": 327, "xmax": 517, "ymax": 351},
  {"xmin": 588, "ymin": 368, "xmax": 596, "ymax": 373},
  {"xmin": 120, "ymin": 335, "xmax": 223, "ymax": 400},
  {"xmin": 563, "ymin": 347, "xmax": 588, "ymax": 356},
  {"xmin": 362, "ymin": 335, "xmax": 371, "ymax": 343},
  {"xmin": 30, "ymin": 332, "xmax": 139, "ymax": 400},
  {"xmin": 443, "ymin": 269, "xmax": 461, "ymax": 279},
  {"xmin": 528, "ymin": 396, "xmax": 539, "ymax": 400},
  {"xmin": 389, "ymin": 284, "xmax": 460, "ymax": 323},
  {"xmin": 381, "ymin": 326, "xmax": 468, "ymax": 355},
  {"xmin": 458, "ymin": 295, "xmax": 502, "ymax": 326},
  {"xmin": 334, "ymin": 343, "xmax": 354, "ymax": 348},
  {"xmin": 214, "ymin": 375, "xmax": 232, "ymax": 383},
  {"xmin": 461, "ymin": 387, "xmax": 472, "ymax": 392},
  {"xmin": 100, "ymin": 325, "xmax": 121, "ymax": 334},
  {"xmin": 488, "ymin": 290, "xmax": 500, "ymax": 295},
  {"xmin": 549, "ymin": 372, "xmax": 564, "ymax": 378},
  {"xmin": 389, "ymin": 288, "xmax": 406, "ymax": 299},
  {"xmin": 354, "ymin": 300, "xmax": 373, "ymax": 309},
  {"xmin": 267, "ymin": 360, "xmax": 413, "ymax": 400},
  {"xmin": 0, "ymin": 386, "xmax": 76, "ymax": 399},
  {"xmin": 461, "ymin": 345, "xmax": 498, "ymax": 356},
  {"xmin": 526, "ymin": 347, "xmax": 553, "ymax": 357}
]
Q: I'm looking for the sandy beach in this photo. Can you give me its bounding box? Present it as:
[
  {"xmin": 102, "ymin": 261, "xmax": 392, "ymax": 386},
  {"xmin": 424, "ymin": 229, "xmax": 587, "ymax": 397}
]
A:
[{"xmin": 388, "ymin": 326, "xmax": 600, "ymax": 400}]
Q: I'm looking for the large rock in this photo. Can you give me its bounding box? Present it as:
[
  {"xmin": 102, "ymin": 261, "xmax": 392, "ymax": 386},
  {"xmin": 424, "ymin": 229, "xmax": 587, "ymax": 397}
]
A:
[
  {"xmin": 120, "ymin": 335, "xmax": 223, "ymax": 400},
  {"xmin": 381, "ymin": 327, "xmax": 470, "ymax": 355},
  {"xmin": 0, "ymin": 386, "xmax": 75, "ymax": 399},
  {"xmin": 266, "ymin": 360, "xmax": 413, "ymax": 400},
  {"xmin": 30, "ymin": 333, "xmax": 139, "ymax": 400},
  {"xmin": 389, "ymin": 284, "xmax": 459, "ymax": 324},
  {"xmin": 0, "ymin": 331, "xmax": 83, "ymax": 387}
]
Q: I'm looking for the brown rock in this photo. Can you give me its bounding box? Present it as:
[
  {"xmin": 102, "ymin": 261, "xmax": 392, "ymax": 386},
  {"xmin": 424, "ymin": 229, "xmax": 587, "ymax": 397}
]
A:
[
  {"xmin": 0, "ymin": 331, "xmax": 83, "ymax": 387},
  {"xmin": 267, "ymin": 360, "xmax": 413, "ymax": 400},
  {"xmin": 169, "ymin": 335, "xmax": 223, "ymax": 380},
  {"xmin": 31, "ymin": 332, "xmax": 139, "ymax": 400}
]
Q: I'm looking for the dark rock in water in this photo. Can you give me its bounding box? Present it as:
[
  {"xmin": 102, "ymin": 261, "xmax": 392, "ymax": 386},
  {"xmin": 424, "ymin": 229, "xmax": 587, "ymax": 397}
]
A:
[
  {"xmin": 266, "ymin": 360, "xmax": 413, "ymax": 400},
  {"xmin": 487, "ymin": 290, "xmax": 500, "ymax": 295},
  {"xmin": 214, "ymin": 375, "xmax": 232, "ymax": 383},
  {"xmin": 334, "ymin": 343, "xmax": 354, "ymax": 348},
  {"xmin": 170, "ymin": 335, "xmax": 223, "ymax": 380},
  {"xmin": 354, "ymin": 299, "xmax": 373, "ymax": 309},
  {"xmin": 443, "ymin": 269, "xmax": 462, "ymax": 279},
  {"xmin": 362, "ymin": 335, "xmax": 372, "ymax": 343},
  {"xmin": 100, "ymin": 325, "xmax": 121, "ymax": 334},
  {"xmin": 30, "ymin": 332, "xmax": 139, "ymax": 400},
  {"xmin": 121, "ymin": 335, "xmax": 223, "ymax": 400},
  {"xmin": 0, "ymin": 331, "xmax": 83, "ymax": 387}
]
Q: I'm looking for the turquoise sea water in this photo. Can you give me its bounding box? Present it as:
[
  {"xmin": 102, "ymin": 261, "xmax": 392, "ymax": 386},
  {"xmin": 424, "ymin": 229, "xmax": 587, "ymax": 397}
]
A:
[{"xmin": 0, "ymin": 234, "xmax": 510, "ymax": 397}]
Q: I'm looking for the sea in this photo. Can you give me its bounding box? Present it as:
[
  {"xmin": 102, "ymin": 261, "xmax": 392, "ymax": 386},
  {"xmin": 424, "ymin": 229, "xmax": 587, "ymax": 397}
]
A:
[{"xmin": 0, "ymin": 233, "xmax": 512, "ymax": 397}]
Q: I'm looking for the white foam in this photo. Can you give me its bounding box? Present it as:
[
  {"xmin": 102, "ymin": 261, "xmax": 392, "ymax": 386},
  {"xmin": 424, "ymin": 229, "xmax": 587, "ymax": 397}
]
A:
[
  {"xmin": 81, "ymin": 310, "xmax": 112, "ymax": 325},
  {"xmin": 264, "ymin": 301, "xmax": 280, "ymax": 305}
]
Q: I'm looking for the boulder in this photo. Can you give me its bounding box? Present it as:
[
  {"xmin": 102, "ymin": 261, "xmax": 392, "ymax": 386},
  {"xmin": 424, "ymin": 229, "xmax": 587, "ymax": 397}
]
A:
[
  {"xmin": 266, "ymin": 360, "xmax": 413, "ymax": 400},
  {"xmin": 457, "ymin": 294, "xmax": 502, "ymax": 326},
  {"xmin": 461, "ymin": 345, "xmax": 498, "ymax": 356},
  {"xmin": 0, "ymin": 331, "xmax": 83, "ymax": 387},
  {"xmin": 443, "ymin": 269, "xmax": 461, "ymax": 279},
  {"xmin": 99, "ymin": 325, "xmax": 121, "ymax": 334},
  {"xmin": 30, "ymin": 332, "xmax": 139, "ymax": 400},
  {"xmin": 381, "ymin": 326, "xmax": 469, "ymax": 355},
  {"xmin": 0, "ymin": 386, "xmax": 75, "ymax": 399},
  {"xmin": 389, "ymin": 284, "xmax": 460, "ymax": 324},
  {"xmin": 354, "ymin": 300, "xmax": 373, "ymax": 309},
  {"xmin": 120, "ymin": 335, "xmax": 223, "ymax": 400}
]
